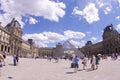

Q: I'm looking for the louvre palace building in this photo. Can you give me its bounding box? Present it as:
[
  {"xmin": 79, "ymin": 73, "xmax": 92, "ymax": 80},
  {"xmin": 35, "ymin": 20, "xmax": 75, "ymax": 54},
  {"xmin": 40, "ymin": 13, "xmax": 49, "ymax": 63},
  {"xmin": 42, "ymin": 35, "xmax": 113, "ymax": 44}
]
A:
[
  {"xmin": 0, "ymin": 18, "xmax": 38, "ymax": 57},
  {"xmin": 80, "ymin": 24, "xmax": 120, "ymax": 56},
  {"xmin": 0, "ymin": 18, "xmax": 120, "ymax": 57}
]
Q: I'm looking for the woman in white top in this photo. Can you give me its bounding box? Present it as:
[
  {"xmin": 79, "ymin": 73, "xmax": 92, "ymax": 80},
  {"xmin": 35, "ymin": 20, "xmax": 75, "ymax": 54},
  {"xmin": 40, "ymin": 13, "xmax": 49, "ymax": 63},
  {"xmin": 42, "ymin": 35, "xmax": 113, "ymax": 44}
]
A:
[{"xmin": 91, "ymin": 55, "xmax": 96, "ymax": 70}]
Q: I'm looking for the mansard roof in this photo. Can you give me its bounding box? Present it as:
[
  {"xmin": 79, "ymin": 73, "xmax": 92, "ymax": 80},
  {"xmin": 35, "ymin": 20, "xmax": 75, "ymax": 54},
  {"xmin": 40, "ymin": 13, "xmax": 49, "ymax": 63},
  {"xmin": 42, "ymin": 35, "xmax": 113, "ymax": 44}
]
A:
[
  {"xmin": 104, "ymin": 24, "xmax": 114, "ymax": 32},
  {"xmin": 6, "ymin": 18, "xmax": 21, "ymax": 28},
  {"xmin": 103, "ymin": 24, "xmax": 119, "ymax": 40},
  {"xmin": 103, "ymin": 24, "xmax": 118, "ymax": 34},
  {"xmin": 85, "ymin": 41, "xmax": 93, "ymax": 46}
]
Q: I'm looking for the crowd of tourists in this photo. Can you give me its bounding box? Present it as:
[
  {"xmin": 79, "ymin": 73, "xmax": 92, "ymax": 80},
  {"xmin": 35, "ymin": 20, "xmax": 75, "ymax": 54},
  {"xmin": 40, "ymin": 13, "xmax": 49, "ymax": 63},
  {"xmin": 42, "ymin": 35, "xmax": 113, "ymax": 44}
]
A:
[
  {"xmin": 46, "ymin": 54, "xmax": 101, "ymax": 73},
  {"xmin": 71, "ymin": 53, "xmax": 120, "ymax": 73},
  {"xmin": 70, "ymin": 54, "xmax": 101, "ymax": 73},
  {"xmin": 0, "ymin": 53, "xmax": 19, "ymax": 76}
]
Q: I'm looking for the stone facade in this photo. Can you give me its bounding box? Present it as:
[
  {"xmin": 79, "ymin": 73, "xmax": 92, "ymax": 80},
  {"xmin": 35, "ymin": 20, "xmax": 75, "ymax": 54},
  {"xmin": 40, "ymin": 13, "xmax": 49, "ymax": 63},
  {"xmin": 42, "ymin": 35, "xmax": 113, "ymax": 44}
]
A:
[
  {"xmin": 0, "ymin": 18, "xmax": 37, "ymax": 57},
  {"xmin": 5, "ymin": 18, "xmax": 23, "ymax": 55},
  {"xmin": 80, "ymin": 24, "xmax": 120, "ymax": 56},
  {"xmin": 0, "ymin": 22, "xmax": 10, "ymax": 54},
  {"xmin": 38, "ymin": 47, "xmax": 55, "ymax": 57}
]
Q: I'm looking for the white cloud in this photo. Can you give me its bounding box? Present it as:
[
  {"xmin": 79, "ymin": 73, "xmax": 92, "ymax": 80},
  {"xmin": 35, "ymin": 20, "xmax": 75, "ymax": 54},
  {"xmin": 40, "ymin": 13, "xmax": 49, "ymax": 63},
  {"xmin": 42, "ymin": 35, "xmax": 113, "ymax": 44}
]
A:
[
  {"xmin": 35, "ymin": 42, "xmax": 48, "ymax": 47},
  {"xmin": 96, "ymin": 0, "xmax": 104, "ymax": 8},
  {"xmin": 98, "ymin": 39, "xmax": 102, "ymax": 42},
  {"xmin": 99, "ymin": 3, "xmax": 104, "ymax": 8},
  {"xmin": 22, "ymin": 33, "xmax": 48, "ymax": 43},
  {"xmin": 64, "ymin": 30, "xmax": 86, "ymax": 39},
  {"xmin": 80, "ymin": 40, "xmax": 86, "ymax": 47},
  {"xmin": 72, "ymin": 3, "xmax": 100, "ymax": 24},
  {"xmin": 29, "ymin": 17, "xmax": 38, "ymax": 24},
  {"xmin": 96, "ymin": 0, "xmax": 113, "ymax": 14},
  {"xmin": 69, "ymin": 40, "xmax": 86, "ymax": 48},
  {"xmin": 118, "ymin": 0, "xmax": 120, "ymax": 5},
  {"xmin": 69, "ymin": 40, "xmax": 80, "ymax": 48},
  {"xmin": 0, "ymin": 0, "xmax": 66, "ymax": 27},
  {"xmin": 0, "ymin": 13, "xmax": 24, "ymax": 28},
  {"xmin": 101, "ymin": 30, "xmax": 104, "ymax": 33},
  {"xmin": 22, "ymin": 30, "xmax": 86, "ymax": 47},
  {"xmin": 72, "ymin": 7, "xmax": 83, "ymax": 16},
  {"xmin": 90, "ymin": 37, "xmax": 97, "ymax": 42},
  {"xmin": 116, "ymin": 24, "xmax": 120, "ymax": 30},
  {"xmin": 116, "ymin": 16, "xmax": 120, "ymax": 20},
  {"xmin": 104, "ymin": 6, "xmax": 112, "ymax": 14},
  {"xmin": 43, "ymin": 32, "xmax": 66, "ymax": 42},
  {"xmin": 86, "ymin": 32, "xmax": 91, "ymax": 34}
]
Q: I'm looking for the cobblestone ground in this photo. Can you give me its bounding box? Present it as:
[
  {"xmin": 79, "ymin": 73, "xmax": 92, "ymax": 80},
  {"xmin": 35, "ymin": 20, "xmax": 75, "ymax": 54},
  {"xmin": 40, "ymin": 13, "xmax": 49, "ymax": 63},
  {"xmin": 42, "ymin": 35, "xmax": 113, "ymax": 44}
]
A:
[{"xmin": 0, "ymin": 56, "xmax": 120, "ymax": 80}]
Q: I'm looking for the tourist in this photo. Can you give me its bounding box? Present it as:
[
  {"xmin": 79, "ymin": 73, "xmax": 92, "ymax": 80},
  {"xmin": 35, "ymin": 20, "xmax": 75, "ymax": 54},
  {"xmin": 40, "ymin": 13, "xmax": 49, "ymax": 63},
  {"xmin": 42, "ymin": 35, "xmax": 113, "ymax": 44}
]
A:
[
  {"xmin": 82, "ymin": 56, "xmax": 87, "ymax": 70},
  {"xmin": 48, "ymin": 56, "xmax": 52, "ymax": 62},
  {"xmin": 13, "ymin": 54, "xmax": 17, "ymax": 66},
  {"xmin": 0, "ymin": 54, "xmax": 4, "ymax": 76},
  {"xmin": 71, "ymin": 57, "xmax": 75, "ymax": 68},
  {"xmin": 115, "ymin": 53, "xmax": 118, "ymax": 60},
  {"xmin": 73, "ymin": 56, "xmax": 79, "ymax": 73},
  {"xmin": 54, "ymin": 57, "xmax": 59, "ymax": 63},
  {"xmin": 95, "ymin": 55, "xmax": 100, "ymax": 69},
  {"xmin": 91, "ymin": 55, "xmax": 96, "ymax": 70},
  {"xmin": 16, "ymin": 54, "xmax": 19, "ymax": 65},
  {"xmin": 2, "ymin": 52, "xmax": 6, "ymax": 66},
  {"xmin": 0, "ymin": 60, "xmax": 2, "ymax": 76}
]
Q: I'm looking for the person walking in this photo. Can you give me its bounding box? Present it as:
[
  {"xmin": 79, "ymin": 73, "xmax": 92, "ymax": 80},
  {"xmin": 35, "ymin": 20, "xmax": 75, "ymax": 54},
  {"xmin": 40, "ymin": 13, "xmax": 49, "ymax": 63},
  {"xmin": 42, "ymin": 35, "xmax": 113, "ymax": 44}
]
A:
[
  {"xmin": 91, "ymin": 55, "xmax": 96, "ymax": 70},
  {"xmin": 95, "ymin": 55, "xmax": 100, "ymax": 69},
  {"xmin": 0, "ymin": 54, "xmax": 4, "ymax": 76},
  {"xmin": 82, "ymin": 56, "xmax": 87, "ymax": 70},
  {"xmin": 0, "ymin": 60, "xmax": 2, "ymax": 76},
  {"xmin": 13, "ymin": 54, "xmax": 17, "ymax": 66},
  {"xmin": 16, "ymin": 54, "xmax": 19, "ymax": 65},
  {"xmin": 73, "ymin": 56, "xmax": 79, "ymax": 73},
  {"xmin": 2, "ymin": 52, "xmax": 6, "ymax": 66}
]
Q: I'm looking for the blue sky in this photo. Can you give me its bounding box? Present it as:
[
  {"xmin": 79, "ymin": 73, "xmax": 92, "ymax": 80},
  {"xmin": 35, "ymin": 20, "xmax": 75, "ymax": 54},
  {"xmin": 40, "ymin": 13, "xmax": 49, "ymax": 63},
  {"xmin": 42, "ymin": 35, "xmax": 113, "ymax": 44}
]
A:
[{"xmin": 0, "ymin": 0, "xmax": 120, "ymax": 48}]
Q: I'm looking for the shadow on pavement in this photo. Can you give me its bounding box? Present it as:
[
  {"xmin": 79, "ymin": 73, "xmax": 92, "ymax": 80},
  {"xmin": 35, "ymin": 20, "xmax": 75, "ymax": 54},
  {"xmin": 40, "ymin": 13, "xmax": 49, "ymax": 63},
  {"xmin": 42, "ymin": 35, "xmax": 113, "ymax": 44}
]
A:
[
  {"xmin": 8, "ymin": 76, "xmax": 13, "ymax": 79},
  {"xmin": 86, "ymin": 68, "xmax": 94, "ymax": 72},
  {"xmin": 66, "ymin": 72, "xmax": 75, "ymax": 74},
  {"xmin": 78, "ymin": 69, "xmax": 83, "ymax": 71},
  {"xmin": 64, "ymin": 67, "xmax": 71, "ymax": 69},
  {"xmin": 8, "ymin": 63, "xmax": 14, "ymax": 66}
]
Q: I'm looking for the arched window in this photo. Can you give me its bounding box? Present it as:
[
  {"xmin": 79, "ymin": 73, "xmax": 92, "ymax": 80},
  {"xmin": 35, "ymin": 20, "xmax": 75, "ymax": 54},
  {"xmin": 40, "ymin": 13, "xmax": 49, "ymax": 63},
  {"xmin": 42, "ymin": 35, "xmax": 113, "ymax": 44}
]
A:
[
  {"xmin": 8, "ymin": 47, "xmax": 10, "ymax": 53},
  {"xmin": 5, "ymin": 46, "xmax": 7, "ymax": 51},
  {"xmin": 1, "ymin": 45, "xmax": 4, "ymax": 51}
]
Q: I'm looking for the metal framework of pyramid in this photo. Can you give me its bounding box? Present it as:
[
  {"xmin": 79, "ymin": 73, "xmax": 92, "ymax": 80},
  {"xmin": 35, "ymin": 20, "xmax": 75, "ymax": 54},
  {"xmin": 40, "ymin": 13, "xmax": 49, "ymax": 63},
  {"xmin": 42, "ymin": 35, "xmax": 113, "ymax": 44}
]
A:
[{"xmin": 63, "ymin": 41, "xmax": 75, "ymax": 48}]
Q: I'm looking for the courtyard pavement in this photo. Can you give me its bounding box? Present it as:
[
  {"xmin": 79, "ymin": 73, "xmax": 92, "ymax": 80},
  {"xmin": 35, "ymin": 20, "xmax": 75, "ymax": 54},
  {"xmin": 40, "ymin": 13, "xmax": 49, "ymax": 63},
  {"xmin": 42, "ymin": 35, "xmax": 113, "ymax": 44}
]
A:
[{"xmin": 0, "ymin": 56, "xmax": 120, "ymax": 80}]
